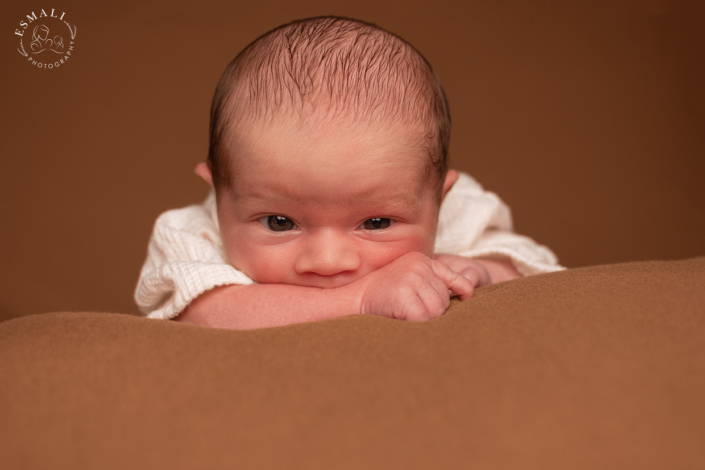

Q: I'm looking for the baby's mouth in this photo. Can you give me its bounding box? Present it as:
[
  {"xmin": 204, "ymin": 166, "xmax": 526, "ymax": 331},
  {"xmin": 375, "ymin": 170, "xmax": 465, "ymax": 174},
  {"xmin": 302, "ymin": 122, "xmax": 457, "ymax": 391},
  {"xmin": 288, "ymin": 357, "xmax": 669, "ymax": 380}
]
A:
[{"xmin": 294, "ymin": 273, "xmax": 358, "ymax": 289}]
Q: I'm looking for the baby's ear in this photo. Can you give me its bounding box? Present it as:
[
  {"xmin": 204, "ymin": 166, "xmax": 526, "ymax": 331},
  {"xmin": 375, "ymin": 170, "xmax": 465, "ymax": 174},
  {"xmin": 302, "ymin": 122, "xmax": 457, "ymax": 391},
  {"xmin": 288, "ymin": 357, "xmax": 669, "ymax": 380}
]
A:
[
  {"xmin": 194, "ymin": 162, "xmax": 214, "ymax": 187},
  {"xmin": 440, "ymin": 169, "xmax": 459, "ymax": 203}
]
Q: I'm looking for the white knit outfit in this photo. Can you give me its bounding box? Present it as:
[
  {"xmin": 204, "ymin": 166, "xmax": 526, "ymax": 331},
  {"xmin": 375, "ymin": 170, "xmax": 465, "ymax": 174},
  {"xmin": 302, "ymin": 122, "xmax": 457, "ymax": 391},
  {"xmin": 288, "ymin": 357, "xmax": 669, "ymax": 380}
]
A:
[{"xmin": 135, "ymin": 172, "xmax": 564, "ymax": 320}]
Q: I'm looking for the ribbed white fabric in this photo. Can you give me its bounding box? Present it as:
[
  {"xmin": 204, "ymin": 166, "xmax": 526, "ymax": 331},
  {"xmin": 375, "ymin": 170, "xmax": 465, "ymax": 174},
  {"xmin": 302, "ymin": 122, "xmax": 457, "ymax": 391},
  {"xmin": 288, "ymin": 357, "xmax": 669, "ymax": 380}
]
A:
[{"xmin": 135, "ymin": 172, "xmax": 564, "ymax": 319}]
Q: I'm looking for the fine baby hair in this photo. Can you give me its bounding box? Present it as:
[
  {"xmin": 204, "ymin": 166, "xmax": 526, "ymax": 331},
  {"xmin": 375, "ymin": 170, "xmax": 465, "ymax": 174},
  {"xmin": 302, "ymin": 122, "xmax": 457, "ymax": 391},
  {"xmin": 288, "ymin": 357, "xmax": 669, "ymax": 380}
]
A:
[{"xmin": 207, "ymin": 16, "xmax": 451, "ymax": 199}]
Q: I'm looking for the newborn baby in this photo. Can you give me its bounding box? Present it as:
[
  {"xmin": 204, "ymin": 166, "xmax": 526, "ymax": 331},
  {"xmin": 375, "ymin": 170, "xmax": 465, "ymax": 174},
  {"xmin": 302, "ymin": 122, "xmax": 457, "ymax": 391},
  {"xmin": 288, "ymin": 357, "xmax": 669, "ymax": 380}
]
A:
[{"xmin": 135, "ymin": 16, "xmax": 563, "ymax": 330}]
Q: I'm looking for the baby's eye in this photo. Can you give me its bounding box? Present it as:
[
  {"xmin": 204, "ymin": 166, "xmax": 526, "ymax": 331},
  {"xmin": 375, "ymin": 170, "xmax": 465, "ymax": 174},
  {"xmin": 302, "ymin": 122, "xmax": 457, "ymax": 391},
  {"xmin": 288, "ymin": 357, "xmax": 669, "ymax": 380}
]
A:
[
  {"xmin": 360, "ymin": 218, "xmax": 393, "ymax": 230},
  {"xmin": 259, "ymin": 215, "xmax": 297, "ymax": 232}
]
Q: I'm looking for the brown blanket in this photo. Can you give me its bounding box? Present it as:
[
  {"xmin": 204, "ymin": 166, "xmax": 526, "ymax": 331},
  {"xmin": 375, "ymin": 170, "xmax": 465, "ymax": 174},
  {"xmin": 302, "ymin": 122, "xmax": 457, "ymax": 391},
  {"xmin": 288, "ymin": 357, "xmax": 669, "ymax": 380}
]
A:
[{"xmin": 1, "ymin": 258, "xmax": 704, "ymax": 469}]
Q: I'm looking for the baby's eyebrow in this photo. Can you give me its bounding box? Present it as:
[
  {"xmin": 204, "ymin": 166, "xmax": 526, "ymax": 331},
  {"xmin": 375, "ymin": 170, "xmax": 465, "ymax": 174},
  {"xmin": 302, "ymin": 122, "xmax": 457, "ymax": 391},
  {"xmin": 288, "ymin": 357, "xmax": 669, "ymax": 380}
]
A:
[
  {"xmin": 245, "ymin": 193, "xmax": 421, "ymax": 207},
  {"xmin": 240, "ymin": 189, "xmax": 422, "ymax": 211},
  {"xmin": 347, "ymin": 193, "xmax": 421, "ymax": 208}
]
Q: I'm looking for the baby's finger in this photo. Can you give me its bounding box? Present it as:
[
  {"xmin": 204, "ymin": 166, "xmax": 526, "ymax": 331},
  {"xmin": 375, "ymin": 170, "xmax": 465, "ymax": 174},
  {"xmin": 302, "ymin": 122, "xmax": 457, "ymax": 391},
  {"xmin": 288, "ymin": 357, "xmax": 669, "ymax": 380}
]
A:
[
  {"xmin": 415, "ymin": 282, "xmax": 449, "ymax": 319},
  {"xmin": 425, "ymin": 269, "xmax": 453, "ymax": 307},
  {"xmin": 400, "ymin": 293, "xmax": 433, "ymax": 322},
  {"xmin": 431, "ymin": 261, "xmax": 474, "ymax": 301},
  {"xmin": 459, "ymin": 267, "xmax": 483, "ymax": 288}
]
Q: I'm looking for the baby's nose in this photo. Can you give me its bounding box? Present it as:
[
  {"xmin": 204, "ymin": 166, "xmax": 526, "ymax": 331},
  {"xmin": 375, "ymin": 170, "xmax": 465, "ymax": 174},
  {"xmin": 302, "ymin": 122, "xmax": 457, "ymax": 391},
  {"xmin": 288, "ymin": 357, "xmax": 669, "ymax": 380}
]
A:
[{"xmin": 294, "ymin": 229, "xmax": 361, "ymax": 277}]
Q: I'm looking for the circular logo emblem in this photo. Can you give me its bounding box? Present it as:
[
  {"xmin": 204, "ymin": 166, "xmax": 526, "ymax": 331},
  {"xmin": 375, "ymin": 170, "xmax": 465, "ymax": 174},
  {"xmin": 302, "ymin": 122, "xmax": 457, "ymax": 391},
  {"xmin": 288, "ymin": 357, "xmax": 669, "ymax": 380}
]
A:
[{"xmin": 15, "ymin": 9, "xmax": 77, "ymax": 69}]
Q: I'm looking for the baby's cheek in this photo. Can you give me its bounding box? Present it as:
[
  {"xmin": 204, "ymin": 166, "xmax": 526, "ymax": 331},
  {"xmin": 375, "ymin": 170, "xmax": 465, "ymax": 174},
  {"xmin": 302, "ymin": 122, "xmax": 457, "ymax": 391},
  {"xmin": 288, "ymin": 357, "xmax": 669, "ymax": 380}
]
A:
[
  {"xmin": 365, "ymin": 237, "xmax": 430, "ymax": 271},
  {"xmin": 248, "ymin": 257, "xmax": 287, "ymax": 283},
  {"xmin": 222, "ymin": 245, "xmax": 250, "ymax": 277},
  {"xmin": 220, "ymin": 237, "xmax": 258, "ymax": 279},
  {"xmin": 236, "ymin": 244, "xmax": 295, "ymax": 284},
  {"xmin": 219, "ymin": 226, "xmax": 276, "ymax": 281}
]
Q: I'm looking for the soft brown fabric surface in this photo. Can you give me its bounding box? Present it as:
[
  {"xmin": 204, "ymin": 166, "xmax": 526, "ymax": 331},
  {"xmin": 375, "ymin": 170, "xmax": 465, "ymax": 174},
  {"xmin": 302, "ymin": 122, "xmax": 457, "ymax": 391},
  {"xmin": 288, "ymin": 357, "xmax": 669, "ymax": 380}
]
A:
[
  {"xmin": 1, "ymin": 258, "xmax": 704, "ymax": 469},
  {"xmin": 2, "ymin": 1, "xmax": 704, "ymax": 322}
]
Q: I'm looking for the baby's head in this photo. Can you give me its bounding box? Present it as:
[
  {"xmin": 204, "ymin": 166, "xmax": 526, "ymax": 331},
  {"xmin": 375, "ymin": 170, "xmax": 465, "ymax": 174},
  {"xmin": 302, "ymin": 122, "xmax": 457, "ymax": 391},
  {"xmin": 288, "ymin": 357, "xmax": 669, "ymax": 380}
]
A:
[{"xmin": 198, "ymin": 16, "xmax": 458, "ymax": 288}]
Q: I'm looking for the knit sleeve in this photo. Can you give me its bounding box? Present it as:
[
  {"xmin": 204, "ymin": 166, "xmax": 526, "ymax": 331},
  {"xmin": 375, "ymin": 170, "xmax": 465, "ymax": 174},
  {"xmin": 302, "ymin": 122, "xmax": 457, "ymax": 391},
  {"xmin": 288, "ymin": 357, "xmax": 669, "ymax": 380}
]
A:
[
  {"xmin": 434, "ymin": 172, "xmax": 565, "ymax": 276},
  {"xmin": 134, "ymin": 190, "xmax": 254, "ymax": 320},
  {"xmin": 456, "ymin": 230, "xmax": 564, "ymax": 276}
]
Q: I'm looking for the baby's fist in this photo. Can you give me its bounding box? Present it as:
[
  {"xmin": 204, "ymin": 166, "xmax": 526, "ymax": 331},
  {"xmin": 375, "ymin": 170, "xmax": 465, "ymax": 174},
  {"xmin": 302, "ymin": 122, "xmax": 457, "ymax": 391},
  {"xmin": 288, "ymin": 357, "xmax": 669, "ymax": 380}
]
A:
[{"xmin": 353, "ymin": 251, "xmax": 474, "ymax": 322}]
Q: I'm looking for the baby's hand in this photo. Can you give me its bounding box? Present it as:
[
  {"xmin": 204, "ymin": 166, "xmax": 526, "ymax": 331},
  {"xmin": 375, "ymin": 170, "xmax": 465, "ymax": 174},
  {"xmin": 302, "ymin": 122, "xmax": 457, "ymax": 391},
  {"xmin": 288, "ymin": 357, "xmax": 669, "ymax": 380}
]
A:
[
  {"xmin": 350, "ymin": 251, "xmax": 474, "ymax": 322},
  {"xmin": 433, "ymin": 254, "xmax": 493, "ymax": 287}
]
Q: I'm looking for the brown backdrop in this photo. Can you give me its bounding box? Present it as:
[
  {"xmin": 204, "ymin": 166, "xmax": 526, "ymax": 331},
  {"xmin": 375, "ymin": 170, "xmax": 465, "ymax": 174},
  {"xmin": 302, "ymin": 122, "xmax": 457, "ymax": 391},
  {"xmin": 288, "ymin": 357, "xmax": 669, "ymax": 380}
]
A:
[{"xmin": 1, "ymin": 0, "xmax": 703, "ymax": 322}]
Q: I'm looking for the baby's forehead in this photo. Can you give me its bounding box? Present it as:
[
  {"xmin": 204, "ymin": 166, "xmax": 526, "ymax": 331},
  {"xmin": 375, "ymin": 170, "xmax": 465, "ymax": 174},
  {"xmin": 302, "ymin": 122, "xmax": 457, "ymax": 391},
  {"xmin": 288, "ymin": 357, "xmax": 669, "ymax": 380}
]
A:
[
  {"xmin": 224, "ymin": 112, "xmax": 433, "ymax": 198},
  {"xmin": 231, "ymin": 109, "xmax": 429, "ymax": 164}
]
